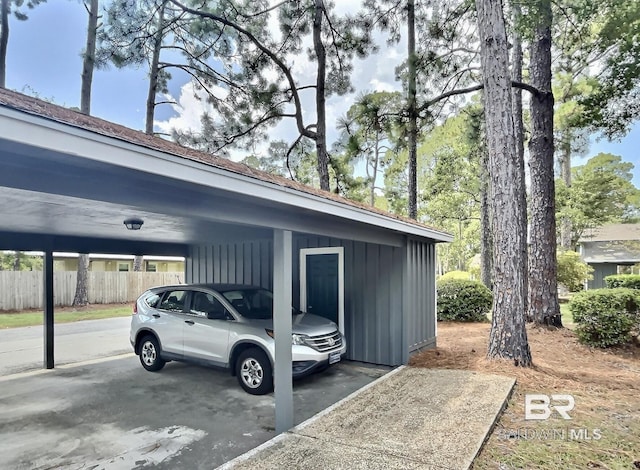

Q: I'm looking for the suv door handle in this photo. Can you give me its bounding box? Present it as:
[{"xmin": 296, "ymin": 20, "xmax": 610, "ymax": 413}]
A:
[
  {"xmin": 152, "ymin": 314, "xmax": 160, "ymax": 318},
  {"xmin": 184, "ymin": 320, "xmax": 195, "ymax": 325}
]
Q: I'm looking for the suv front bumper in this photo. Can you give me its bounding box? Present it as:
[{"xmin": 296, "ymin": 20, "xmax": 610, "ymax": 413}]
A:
[{"xmin": 290, "ymin": 340, "xmax": 347, "ymax": 378}]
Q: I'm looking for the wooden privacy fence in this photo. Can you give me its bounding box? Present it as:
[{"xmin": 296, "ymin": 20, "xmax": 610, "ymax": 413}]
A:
[{"xmin": 0, "ymin": 271, "xmax": 184, "ymax": 311}]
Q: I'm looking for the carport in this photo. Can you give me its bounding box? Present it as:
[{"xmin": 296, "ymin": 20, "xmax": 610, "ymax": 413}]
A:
[{"xmin": 0, "ymin": 89, "xmax": 452, "ymax": 433}]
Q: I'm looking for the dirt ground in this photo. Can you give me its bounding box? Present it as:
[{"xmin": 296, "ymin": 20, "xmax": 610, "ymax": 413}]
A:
[{"xmin": 410, "ymin": 322, "xmax": 640, "ymax": 469}]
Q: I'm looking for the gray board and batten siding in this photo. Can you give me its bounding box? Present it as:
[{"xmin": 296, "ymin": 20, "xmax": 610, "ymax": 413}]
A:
[
  {"xmin": 587, "ymin": 263, "xmax": 618, "ymax": 290},
  {"xmin": 185, "ymin": 235, "xmax": 436, "ymax": 367}
]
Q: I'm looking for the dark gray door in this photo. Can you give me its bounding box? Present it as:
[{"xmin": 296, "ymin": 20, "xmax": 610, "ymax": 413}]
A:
[{"xmin": 306, "ymin": 253, "xmax": 339, "ymax": 324}]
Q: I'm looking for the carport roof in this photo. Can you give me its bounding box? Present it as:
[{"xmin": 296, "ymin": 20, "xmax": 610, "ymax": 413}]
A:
[{"xmin": 0, "ymin": 88, "xmax": 452, "ymax": 248}]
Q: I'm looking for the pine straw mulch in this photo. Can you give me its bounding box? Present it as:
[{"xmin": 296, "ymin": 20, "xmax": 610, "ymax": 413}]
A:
[{"xmin": 409, "ymin": 322, "xmax": 640, "ymax": 470}]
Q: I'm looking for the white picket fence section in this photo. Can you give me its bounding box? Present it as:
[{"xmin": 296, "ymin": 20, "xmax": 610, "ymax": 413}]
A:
[{"xmin": 0, "ymin": 271, "xmax": 184, "ymax": 311}]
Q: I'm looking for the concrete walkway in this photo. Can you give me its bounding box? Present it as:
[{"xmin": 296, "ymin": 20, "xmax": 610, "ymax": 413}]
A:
[{"xmin": 220, "ymin": 367, "xmax": 515, "ymax": 470}]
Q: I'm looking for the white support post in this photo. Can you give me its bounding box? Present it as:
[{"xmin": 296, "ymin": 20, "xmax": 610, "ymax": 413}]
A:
[{"xmin": 273, "ymin": 229, "xmax": 293, "ymax": 434}]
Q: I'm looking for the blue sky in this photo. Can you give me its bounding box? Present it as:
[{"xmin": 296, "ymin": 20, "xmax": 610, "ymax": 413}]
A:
[
  {"xmin": 6, "ymin": 0, "xmax": 181, "ymax": 128},
  {"xmin": 5, "ymin": 0, "xmax": 640, "ymax": 186}
]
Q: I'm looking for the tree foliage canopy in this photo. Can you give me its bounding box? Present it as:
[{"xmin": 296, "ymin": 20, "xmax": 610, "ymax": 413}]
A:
[{"xmin": 556, "ymin": 153, "xmax": 640, "ymax": 246}]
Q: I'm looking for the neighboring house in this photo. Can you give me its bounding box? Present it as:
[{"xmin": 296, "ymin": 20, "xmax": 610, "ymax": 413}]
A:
[
  {"xmin": 578, "ymin": 224, "xmax": 640, "ymax": 289},
  {"xmin": 52, "ymin": 253, "xmax": 184, "ymax": 272}
]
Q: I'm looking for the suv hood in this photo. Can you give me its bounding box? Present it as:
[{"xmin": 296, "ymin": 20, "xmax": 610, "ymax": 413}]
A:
[{"xmin": 250, "ymin": 312, "xmax": 338, "ymax": 336}]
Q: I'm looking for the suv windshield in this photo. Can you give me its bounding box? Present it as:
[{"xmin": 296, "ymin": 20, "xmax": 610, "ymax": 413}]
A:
[{"xmin": 220, "ymin": 288, "xmax": 274, "ymax": 319}]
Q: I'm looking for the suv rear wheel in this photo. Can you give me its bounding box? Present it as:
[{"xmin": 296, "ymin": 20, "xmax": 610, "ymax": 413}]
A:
[
  {"xmin": 139, "ymin": 335, "xmax": 166, "ymax": 372},
  {"xmin": 236, "ymin": 348, "xmax": 273, "ymax": 395}
]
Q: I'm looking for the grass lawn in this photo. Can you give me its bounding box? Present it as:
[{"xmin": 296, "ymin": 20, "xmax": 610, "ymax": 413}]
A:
[
  {"xmin": 0, "ymin": 304, "xmax": 132, "ymax": 329},
  {"xmin": 410, "ymin": 322, "xmax": 640, "ymax": 469},
  {"xmin": 560, "ymin": 302, "xmax": 574, "ymax": 329}
]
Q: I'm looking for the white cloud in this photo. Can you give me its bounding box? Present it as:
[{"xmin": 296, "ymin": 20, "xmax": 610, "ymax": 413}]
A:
[
  {"xmin": 369, "ymin": 78, "xmax": 400, "ymax": 93},
  {"xmin": 154, "ymin": 82, "xmax": 227, "ymax": 135}
]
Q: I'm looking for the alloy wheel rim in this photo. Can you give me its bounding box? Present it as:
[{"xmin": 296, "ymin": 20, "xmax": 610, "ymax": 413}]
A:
[
  {"xmin": 142, "ymin": 342, "xmax": 156, "ymax": 366},
  {"xmin": 241, "ymin": 358, "xmax": 263, "ymax": 388}
]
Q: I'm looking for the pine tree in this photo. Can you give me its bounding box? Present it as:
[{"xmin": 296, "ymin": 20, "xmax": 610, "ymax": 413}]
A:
[
  {"xmin": 527, "ymin": 0, "xmax": 561, "ymax": 326},
  {"xmin": 171, "ymin": 0, "xmax": 375, "ymax": 191},
  {"xmin": 475, "ymin": 0, "xmax": 531, "ymax": 366},
  {"xmin": 0, "ymin": 0, "xmax": 47, "ymax": 88},
  {"xmin": 98, "ymin": 0, "xmax": 234, "ymax": 135}
]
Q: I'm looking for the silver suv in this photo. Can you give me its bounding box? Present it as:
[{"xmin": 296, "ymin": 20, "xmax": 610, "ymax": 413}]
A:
[{"xmin": 130, "ymin": 284, "xmax": 346, "ymax": 395}]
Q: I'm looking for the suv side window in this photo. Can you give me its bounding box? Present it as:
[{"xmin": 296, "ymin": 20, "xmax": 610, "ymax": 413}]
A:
[
  {"xmin": 144, "ymin": 293, "xmax": 161, "ymax": 308},
  {"xmin": 158, "ymin": 290, "xmax": 188, "ymax": 312},
  {"xmin": 190, "ymin": 291, "xmax": 229, "ymax": 320}
]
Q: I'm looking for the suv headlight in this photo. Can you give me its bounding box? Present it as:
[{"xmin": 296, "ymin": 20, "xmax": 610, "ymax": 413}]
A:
[
  {"xmin": 265, "ymin": 329, "xmax": 309, "ymax": 346},
  {"xmin": 292, "ymin": 333, "xmax": 308, "ymax": 346}
]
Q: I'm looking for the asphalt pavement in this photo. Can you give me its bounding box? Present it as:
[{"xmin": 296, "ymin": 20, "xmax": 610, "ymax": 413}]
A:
[{"xmin": 0, "ymin": 316, "xmax": 132, "ymax": 375}]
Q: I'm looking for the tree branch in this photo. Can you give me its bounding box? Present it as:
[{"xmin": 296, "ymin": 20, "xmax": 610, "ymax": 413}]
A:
[
  {"xmin": 285, "ymin": 134, "xmax": 305, "ymax": 181},
  {"xmin": 418, "ymin": 80, "xmax": 542, "ymax": 113},
  {"xmin": 170, "ymin": 0, "xmax": 316, "ymax": 140}
]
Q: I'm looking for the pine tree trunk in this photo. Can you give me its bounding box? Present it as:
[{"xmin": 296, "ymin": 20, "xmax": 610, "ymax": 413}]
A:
[
  {"xmin": 371, "ymin": 129, "xmax": 380, "ymax": 206},
  {"xmin": 511, "ymin": 2, "xmax": 528, "ymax": 314},
  {"xmin": 480, "ymin": 148, "xmax": 493, "ymax": 288},
  {"xmin": 527, "ymin": 0, "xmax": 561, "ymax": 327},
  {"xmin": 73, "ymin": 254, "xmax": 90, "ymax": 307},
  {"xmin": 12, "ymin": 251, "xmax": 20, "ymax": 271},
  {"xmin": 80, "ymin": 0, "xmax": 99, "ymax": 115},
  {"xmin": 559, "ymin": 138, "xmax": 573, "ymax": 249},
  {"xmin": 407, "ymin": 0, "xmax": 418, "ymax": 219},
  {"xmin": 475, "ymin": 0, "xmax": 531, "ymax": 366},
  {"xmin": 73, "ymin": 1, "xmax": 99, "ymax": 309},
  {"xmin": 0, "ymin": 0, "xmax": 9, "ymax": 88},
  {"xmin": 145, "ymin": 1, "xmax": 166, "ymax": 135},
  {"xmin": 133, "ymin": 255, "xmax": 143, "ymax": 272},
  {"xmin": 313, "ymin": 0, "xmax": 329, "ymax": 191},
  {"xmin": 511, "ymin": 4, "xmax": 524, "ymax": 167}
]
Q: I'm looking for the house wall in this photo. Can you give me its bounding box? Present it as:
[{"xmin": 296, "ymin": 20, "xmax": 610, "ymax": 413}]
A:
[
  {"xmin": 147, "ymin": 261, "xmax": 184, "ymax": 272},
  {"xmin": 186, "ymin": 240, "xmax": 274, "ymax": 288},
  {"xmin": 186, "ymin": 234, "xmax": 436, "ymax": 367},
  {"xmin": 53, "ymin": 258, "xmax": 185, "ymax": 272},
  {"xmin": 54, "ymin": 259, "xmax": 77, "ymax": 271},
  {"xmin": 404, "ymin": 238, "xmax": 437, "ymax": 360},
  {"xmin": 293, "ymin": 236, "xmax": 406, "ymax": 366},
  {"xmin": 588, "ymin": 263, "xmax": 618, "ymax": 289}
]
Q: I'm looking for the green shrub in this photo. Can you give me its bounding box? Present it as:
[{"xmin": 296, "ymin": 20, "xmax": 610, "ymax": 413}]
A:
[
  {"xmin": 437, "ymin": 279, "xmax": 492, "ymax": 322},
  {"xmin": 439, "ymin": 270, "xmax": 472, "ymax": 281},
  {"xmin": 569, "ymin": 288, "xmax": 640, "ymax": 347},
  {"xmin": 557, "ymin": 250, "xmax": 593, "ymax": 292},
  {"xmin": 604, "ymin": 274, "xmax": 640, "ymax": 290}
]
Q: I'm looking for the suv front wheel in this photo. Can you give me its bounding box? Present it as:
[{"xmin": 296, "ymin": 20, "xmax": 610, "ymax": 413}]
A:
[
  {"xmin": 139, "ymin": 335, "xmax": 166, "ymax": 372},
  {"xmin": 236, "ymin": 348, "xmax": 273, "ymax": 395}
]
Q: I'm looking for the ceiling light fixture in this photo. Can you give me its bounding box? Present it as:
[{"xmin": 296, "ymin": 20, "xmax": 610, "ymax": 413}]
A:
[{"xmin": 123, "ymin": 218, "xmax": 144, "ymax": 230}]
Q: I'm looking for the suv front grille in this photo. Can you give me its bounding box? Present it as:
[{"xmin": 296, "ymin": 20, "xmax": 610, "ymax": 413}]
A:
[{"xmin": 305, "ymin": 330, "xmax": 342, "ymax": 352}]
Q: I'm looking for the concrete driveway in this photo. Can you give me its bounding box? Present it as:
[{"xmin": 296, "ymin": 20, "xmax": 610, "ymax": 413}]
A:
[{"xmin": 0, "ymin": 354, "xmax": 389, "ymax": 469}]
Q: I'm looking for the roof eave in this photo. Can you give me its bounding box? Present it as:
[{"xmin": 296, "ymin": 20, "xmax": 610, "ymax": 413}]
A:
[{"xmin": 0, "ymin": 105, "xmax": 453, "ymax": 243}]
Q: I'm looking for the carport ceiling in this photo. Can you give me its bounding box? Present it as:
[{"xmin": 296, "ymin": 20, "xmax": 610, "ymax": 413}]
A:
[{"xmin": 0, "ymin": 89, "xmax": 453, "ymax": 251}]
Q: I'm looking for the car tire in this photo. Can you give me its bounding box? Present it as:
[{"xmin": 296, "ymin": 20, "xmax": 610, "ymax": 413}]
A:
[
  {"xmin": 139, "ymin": 335, "xmax": 166, "ymax": 372},
  {"xmin": 236, "ymin": 348, "xmax": 273, "ymax": 395}
]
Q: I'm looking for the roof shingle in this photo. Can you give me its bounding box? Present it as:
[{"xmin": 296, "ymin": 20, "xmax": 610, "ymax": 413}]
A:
[{"xmin": 579, "ymin": 224, "xmax": 640, "ymax": 242}]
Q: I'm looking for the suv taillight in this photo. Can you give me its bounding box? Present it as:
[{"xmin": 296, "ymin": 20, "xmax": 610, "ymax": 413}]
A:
[{"xmin": 133, "ymin": 302, "xmax": 138, "ymax": 315}]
